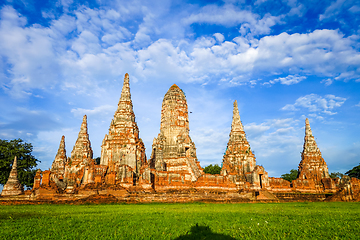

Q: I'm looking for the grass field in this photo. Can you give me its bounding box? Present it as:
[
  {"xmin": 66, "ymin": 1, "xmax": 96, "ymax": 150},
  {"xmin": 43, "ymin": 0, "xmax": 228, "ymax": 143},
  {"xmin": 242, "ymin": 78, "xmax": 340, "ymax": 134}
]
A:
[{"xmin": 0, "ymin": 202, "xmax": 359, "ymax": 239}]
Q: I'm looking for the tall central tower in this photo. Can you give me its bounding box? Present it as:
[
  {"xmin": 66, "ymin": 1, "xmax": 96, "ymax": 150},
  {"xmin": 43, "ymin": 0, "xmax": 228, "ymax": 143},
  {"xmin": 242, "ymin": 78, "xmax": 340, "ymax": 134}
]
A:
[{"xmin": 150, "ymin": 84, "xmax": 202, "ymax": 181}]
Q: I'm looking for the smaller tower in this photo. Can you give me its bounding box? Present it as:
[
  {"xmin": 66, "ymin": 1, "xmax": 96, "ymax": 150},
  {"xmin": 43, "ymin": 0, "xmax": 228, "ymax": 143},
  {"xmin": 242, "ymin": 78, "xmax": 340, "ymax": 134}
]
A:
[
  {"xmin": 221, "ymin": 100, "xmax": 268, "ymax": 189},
  {"xmin": 221, "ymin": 100, "xmax": 256, "ymax": 179},
  {"xmin": 1, "ymin": 156, "xmax": 24, "ymax": 196},
  {"xmin": 298, "ymin": 118, "xmax": 330, "ymax": 183},
  {"xmin": 64, "ymin": 115, "xmax": 93, "ymax": 190},
  {"xmin": 51, "ymin": 135, "xmax": 67, "ymax": 179}
]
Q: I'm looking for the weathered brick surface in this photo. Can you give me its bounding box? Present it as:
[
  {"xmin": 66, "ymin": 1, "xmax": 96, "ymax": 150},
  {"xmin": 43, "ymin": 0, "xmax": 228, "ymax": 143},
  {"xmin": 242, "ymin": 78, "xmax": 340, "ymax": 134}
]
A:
[{"xmin": 268, "ymin": 177, "xmax": 292, "ymax": 192}]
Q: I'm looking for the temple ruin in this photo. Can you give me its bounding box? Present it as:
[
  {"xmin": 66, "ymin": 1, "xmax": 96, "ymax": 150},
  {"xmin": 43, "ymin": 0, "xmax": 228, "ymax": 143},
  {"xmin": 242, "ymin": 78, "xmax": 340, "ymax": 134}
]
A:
[
  {"xmin": 1, "ymin": 156, "xmax": 24, "ymax": 196},
  {"xmin": 1, "ymin": 73, "xmax": 359, "ymax": 203}
]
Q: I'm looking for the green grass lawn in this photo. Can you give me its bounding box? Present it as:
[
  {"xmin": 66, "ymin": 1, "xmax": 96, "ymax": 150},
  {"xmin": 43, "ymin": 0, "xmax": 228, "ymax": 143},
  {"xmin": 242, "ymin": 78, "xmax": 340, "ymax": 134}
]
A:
[{"xmin": 0, "ymin": 202, "xmax": 359, "ymax": 239}]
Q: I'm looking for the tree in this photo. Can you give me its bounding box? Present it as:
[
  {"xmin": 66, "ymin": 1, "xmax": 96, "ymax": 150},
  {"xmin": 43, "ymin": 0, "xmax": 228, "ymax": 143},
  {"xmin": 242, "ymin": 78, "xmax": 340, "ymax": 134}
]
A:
[
  {"xmin": 281, "ymin": 169, "xmax": 298, "ymax": 182},
  {"xmin": 329, "ymin": 172, "xmax": 343, "ymax": 179},
  {"xmin": 203, "ymin": 164, "xmax": 221, "ymax": 175},
  {"xmin": 345, "ymin": 163, "xmax": 360, "ymax": 179},
  {"xmin": 0, "ymin": 139, "xmax": 40, "ymax": 189}
]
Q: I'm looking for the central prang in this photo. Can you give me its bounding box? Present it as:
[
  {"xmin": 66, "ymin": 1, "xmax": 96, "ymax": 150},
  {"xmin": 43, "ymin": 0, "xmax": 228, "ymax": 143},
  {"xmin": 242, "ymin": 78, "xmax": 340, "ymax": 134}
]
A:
[{"xmin": 149, "ymin": 84, "xmax": 203, "ymax": 182}]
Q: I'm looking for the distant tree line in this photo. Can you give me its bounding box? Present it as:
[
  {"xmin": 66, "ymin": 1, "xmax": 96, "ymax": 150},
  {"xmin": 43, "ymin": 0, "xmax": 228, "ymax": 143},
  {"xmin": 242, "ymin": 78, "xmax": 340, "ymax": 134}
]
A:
[
  {"xmin": 280, "ymin": 164, "xmax": 360, "ymax": 182},
  {"xmin": 203, "ymin": 164, "xmax": 221, "ymax": 175},
  {"xmin": 1, "ymin": 138, "xmax": 360, "ymax": 188}
]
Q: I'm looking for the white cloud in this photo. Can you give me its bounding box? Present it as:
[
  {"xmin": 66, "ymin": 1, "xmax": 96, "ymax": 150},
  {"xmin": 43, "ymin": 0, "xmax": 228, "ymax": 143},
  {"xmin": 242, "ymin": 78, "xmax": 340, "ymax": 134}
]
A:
[
  {"xmin": 2, "ymin": 4, "xmax": 360, "ymax": 100},
  {"xmin": 183, "ymin": 4, "xmax": 281, "ymax": 36},
  {"xmin": 319, "ymin": 0, "xmax": 346, "ymax": 21},
  {"xmin": 349, "ymin": 5, "xmax": 360, "ymax": 13},
  {"xmin": 321, "ymin": 78, "xmax": 333, "ymax": 86},
  {"xmin": 213, "ymin": 33, "xmax": 225, "ymax": 43},
  {"xmin": 266, "ymin": 75, "xmax": 306, "ymax": 85},
  {"xmin": 242, "ymin": 118, "xmax": 303, "ymax": 175},
  {"xmin": 355, "ymin": 102, "xmax": 360, "ymax": 107},
  {"xmin": 282, "ymin": 94, "xmax": 347, "ymax": 115}
]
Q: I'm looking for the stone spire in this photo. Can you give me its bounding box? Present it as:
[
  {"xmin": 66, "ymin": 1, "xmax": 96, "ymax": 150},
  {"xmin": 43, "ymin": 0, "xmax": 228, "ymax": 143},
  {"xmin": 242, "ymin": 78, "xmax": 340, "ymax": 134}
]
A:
[
  {"xmin": 1, "ymin": 156, "xmax": 24, "ymax": 196},
  {"xmin": 120, "ymin": 73, "xmax": 131, "ymax": 102},
  {"xmin": 230, "ymin": 100, "xmax": 245, "ymax": 139},
  {"xmin": 305, "ymin": 118, "xmax": 313, "ymax": 137},
  {"xmin": 221, "ymin": 101, "xmax": 256, "ymax": 179},
  {"xmin": 70, "ymin": 115, "xmax": 93, "ymax": 163},
  {"xmin": 51, "ymin": 135, "xmax": 67, "ymax": 177},
  {"xmin": 150, "ymin": 84, "xmax": 202, "ymax": 181},
  {"xmin": 63, "ymin": 115, "xmax": 93, "ymax": 191},
  {"xmin": 298, "ymin": 118, "xmax": 329, "ymax": 182},
  {"xmin": 100, "ymin": 73, "xmax": 146, "ymax": 183}
]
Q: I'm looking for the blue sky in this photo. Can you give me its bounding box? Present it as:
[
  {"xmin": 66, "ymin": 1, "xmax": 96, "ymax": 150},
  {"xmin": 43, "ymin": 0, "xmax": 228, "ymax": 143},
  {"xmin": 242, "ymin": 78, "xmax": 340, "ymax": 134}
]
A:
[{"xmin": 1, "ymin": 0, "xmax": 360, "ymax": 179}]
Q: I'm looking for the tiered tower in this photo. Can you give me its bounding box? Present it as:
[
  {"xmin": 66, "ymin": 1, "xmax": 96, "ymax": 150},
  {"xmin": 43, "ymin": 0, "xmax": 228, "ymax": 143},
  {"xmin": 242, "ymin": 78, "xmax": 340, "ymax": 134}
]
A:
[
  {"xmin": 221, "ymin": 100, "xmax": 268, "ymax": 189},
  {"xmin": 298, "ymin": 118, "xmax": 330, "ymax": 182},
  {"xmin": 64, "ymin": 115, "xmax": 93, "ymax": 189},
  {"xmin": 221, "ymin": 100, "xmax": 256, "ymax": 178},
  {"xmin": 100, "ymin": 73, "xmax": 146, "ymax": 184},
  {"xmin": 149, "ymin": 84, "xmax": 202, "ymax": 182},
  {"xmin": 1, "ymin": 156, "xmax": 24, "ymax": 196},
  {"xmin": 51, "ymin": 135, "xmax": 67, "ymax": 179}
]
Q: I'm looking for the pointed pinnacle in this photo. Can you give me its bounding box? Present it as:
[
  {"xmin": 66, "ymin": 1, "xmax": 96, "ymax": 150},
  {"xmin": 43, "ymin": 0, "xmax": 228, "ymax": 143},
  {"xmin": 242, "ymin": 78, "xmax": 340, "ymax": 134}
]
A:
[
  {"xmin": 171, "ymin": 84, "xmax": 179, "ymax": 89},
  {"xmin": 305, "ymin": 118, "xmax": 313, "ymax": 136},
  {"xmin": 57, "ymin": 135, "xmax": 66, "ymax": 155},
  {"xmin": 231, "ymin": 100, "xmax": 244, "ymax": 131},
  {"xmin": 12, "ymin": 156, "xmax": 18, "ymax": 170},
  {"xmin": 80, "ymin": 115, "xmax": 88, "ymax": 133},
  {"xmin": 120, "ymin": 73, "xmax": 131, "ymax": 101},
  {"xmin": 60, "ymin": 135, "xmax": 65, "ymax": 147}
]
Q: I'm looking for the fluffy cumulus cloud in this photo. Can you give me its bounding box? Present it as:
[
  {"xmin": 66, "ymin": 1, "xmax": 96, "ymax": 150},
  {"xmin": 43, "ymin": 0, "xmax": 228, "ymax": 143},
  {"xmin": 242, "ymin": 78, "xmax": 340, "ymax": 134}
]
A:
[
  {"xmin": 244, "ymin": 118, "xmax": 303, "ymax": 176},
  {"xmin": 1, "ymin": 0, "xmax": 360, "ymax": 174},
  {"xmin": 183, "ymin": 3, "xmax": 282, "ymax": 36},
  {"xmin": 1, "ymin": 3, "xmax": 360, "ymax": 98},
  {"xmin": 282, "ymin": 94, "xmax": 347, "ymax": 116},
  {"xmin": 265, "ymin": 75, "xmax": 306, "ymax": 85}
]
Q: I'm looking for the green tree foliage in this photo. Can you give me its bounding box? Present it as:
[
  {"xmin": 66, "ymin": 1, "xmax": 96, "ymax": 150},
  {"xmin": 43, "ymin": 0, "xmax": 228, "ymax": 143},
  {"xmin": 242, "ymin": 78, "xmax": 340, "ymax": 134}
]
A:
[
  {"xmin": 281, "ymin": 169, "xmax": 298, "ymax": 182},
  {"xmin": 203, "ymin": 164, "xmax": 221, "ymax": 175},
  {"xmin": 345, "ymin": 163, "xmax": 360, "ymax": 179},
  {"xmin": 0, "ymin": 139, "xmax": 40, "ymax": 189},
  {"xmin": 329, "ymin": 172, "xmax": 343, "ymax": 179}
]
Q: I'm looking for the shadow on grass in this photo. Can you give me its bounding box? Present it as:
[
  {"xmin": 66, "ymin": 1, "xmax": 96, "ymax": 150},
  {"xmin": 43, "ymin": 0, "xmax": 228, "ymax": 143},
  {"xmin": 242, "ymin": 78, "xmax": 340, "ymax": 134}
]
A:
[
  {"xmin": 0, "ymin": 212, "xmax": 42, "ymax": 220},
  {"xmin": 175, "ymin": 224, "xmax": 236, "ymax": 240}
]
